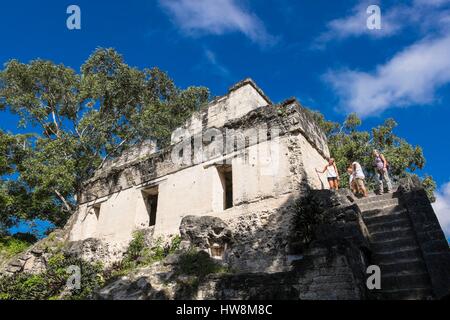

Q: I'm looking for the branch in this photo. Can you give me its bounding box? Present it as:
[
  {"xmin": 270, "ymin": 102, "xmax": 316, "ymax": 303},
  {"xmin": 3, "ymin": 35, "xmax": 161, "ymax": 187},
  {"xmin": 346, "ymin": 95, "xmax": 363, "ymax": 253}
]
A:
[
  {"xmin": 54, "ymin": 189, "xmax": 72, "ymax": 212},
  {"xmin": 364, "ymin": 137, "xmax": 374, "ymax": 148},
  {"xmin": 97, "ymin": 138, "xmax": 129, "ymax": 170},
  {"xmin": 51, "ymin": 110, "xmax": 60, "ymax": 137},
  {"xmin": 35, "ymin": 116, "xmax": 58, "ymax": 138}
]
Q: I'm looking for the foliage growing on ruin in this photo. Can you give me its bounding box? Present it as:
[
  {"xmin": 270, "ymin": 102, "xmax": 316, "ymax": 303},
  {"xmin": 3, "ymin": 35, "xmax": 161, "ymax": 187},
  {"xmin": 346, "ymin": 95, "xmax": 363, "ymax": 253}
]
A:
[
  {"xmin": 175, "ymin": 248, "xmax": 229, "ymax": 280},
  {"xmin": 291, "ymin": 195, "xmax": 334, "ymax": 245},
  {"xmin": 0, "ymin": 231, "xmax": 185, "ymax": 300},
  {"xmin": 0, "ymin": 252, "xmax": 104, "ymax": 300},
  {"xmin": 0, "ymin": 48, "xmax": 210, "ymax": 231},
  {"xmin": 0, "ymin": 236, "xmax": 33, "ymax": 260},
  {"xmin": 109, "ymin": 231, "xmax": 181, "ymax": 277},
  {"xmin": 308, "ymin": 111, "xmax": 436, "ymax": 200}
]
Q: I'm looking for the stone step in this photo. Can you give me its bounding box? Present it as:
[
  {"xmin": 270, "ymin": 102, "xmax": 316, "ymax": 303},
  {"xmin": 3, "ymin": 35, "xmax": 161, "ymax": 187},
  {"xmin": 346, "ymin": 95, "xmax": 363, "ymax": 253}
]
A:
[
  {"xmin": 375, "ymin": 288, "xmax": 433, "ymax": 300},
  {"xmin": 363, "ymin": 209, "xmax": 408, "ymax": 226},
  {"xmin": 366, "ymin": 186, "xmax": 399, "ymax": 196},
  {"xmin": 381, "ymin": 273, "xmax": 431, "ymax": 289},
  {"xmin": 358, "ymin": 198, "xmax": 401, "ymax": 212},
  {"xmin": 355, "ymin": 192, "xmax": 400, "ymax": 205},
  {"xmin": 379, "ymin": 260, "xmax": 428, "ymax": 276},
  {"xmin": 365, "ymin": 218, "xmax": 413, "ymax": 235},
  {"xmin": 373, "ymin": 247, "xmax": 423, "ymax": 264},
  {"xmin": 373, "ymin": 242, "xmax": 419, "ymax": 255},
  {"xmin": 363, "ymin": 206, "xmax": 406, "ymax": 219},
  {"xmin": 370, "ymin": 225, "xmax": 415, "ymax": 242},
  {"xmin": 371, "ymin": 236, "xmax": 418, "ymax": 253}
]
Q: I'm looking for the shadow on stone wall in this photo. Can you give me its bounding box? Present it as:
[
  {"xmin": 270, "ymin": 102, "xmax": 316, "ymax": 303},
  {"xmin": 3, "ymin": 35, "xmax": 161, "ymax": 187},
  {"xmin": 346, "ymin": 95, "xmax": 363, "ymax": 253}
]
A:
[
  {"xmin": 93, "ymin": 176, "xmax": 450, "ymax": 300},
  {"xmin": 397, "ymin": 176, "xmax": 450, "ymax": 300},
  {"xmin": 95, "ymin": 187, "xmax": 374, "ymax": 300},
  {"xmin": 178, "ymin": 188, "xmax": 372, "ymax": 300}
]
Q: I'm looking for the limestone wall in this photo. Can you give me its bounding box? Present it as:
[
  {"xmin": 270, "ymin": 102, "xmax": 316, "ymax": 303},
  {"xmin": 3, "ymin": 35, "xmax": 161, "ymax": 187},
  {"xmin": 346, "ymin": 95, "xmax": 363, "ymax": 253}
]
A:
[
  {"xmin": 96, "ymin": 140, "xmax": 157, "ymax": 177},
  {"xmin": 298, "ymin": 133, "xmax": 328, "ymax": 189},
  {"xmin": 68, "ymin": 79, "xmax": 330, "ymax": 248},
  {"xmin": 69, "ymin": 130, "xmax": 326, "ymax": 243},
  {"xmin": 70, "ymin": 187, "xmax": 140, "ymax": 248},
  {"xmin": 171, "ymin": 79, "xmax": 271, "ymax": 144},
  {"xmin": 397, "ymin": 177, "xmax": 450, "ymax": 299},
  {"xmin": 195, "ymin": 246, "xmax": 364, "ymax": 300},
  {"xmin": 94, "ymin": 190, "xmax": 371, "ymax": 300},
  {"xmin": 78, "ymin": 100, "xmax": 329, "ymax": 205}
]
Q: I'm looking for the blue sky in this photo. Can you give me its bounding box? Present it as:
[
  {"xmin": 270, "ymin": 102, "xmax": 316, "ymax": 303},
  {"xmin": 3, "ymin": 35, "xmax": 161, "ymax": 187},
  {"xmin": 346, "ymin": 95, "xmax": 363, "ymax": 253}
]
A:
[{"xmin": 0, "ymin": 0, "xmax": 449, "ymax": 238}]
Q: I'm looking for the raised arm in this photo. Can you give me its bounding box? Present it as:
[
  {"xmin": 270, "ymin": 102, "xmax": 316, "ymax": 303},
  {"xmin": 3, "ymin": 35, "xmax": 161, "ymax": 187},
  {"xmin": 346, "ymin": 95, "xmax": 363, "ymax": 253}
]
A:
[{"xmin": 316, "ymin": 165, "xmax": 328, "ymax": 174}]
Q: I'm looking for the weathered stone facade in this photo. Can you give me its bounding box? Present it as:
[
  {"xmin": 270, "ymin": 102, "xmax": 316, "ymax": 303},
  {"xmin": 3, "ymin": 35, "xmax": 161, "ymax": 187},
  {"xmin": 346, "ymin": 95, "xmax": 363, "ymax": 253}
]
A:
[
  {"xmin": 95, "ymin": 189, "xmax": 371, "ymax": 300},
  {"xmin": 67, "ymin": 79, "xmax": 330, "ymax": 262},
  {"xmin": 2, "ymin": 79, "xmax": 449, "ymax": 300},
  {"xmin": 94, "ymin": 184, "xmax": 450, "ymax": 300},
  {"xmin": 396, "ymin": 176, "xmax": 450, "ymax": 299}
]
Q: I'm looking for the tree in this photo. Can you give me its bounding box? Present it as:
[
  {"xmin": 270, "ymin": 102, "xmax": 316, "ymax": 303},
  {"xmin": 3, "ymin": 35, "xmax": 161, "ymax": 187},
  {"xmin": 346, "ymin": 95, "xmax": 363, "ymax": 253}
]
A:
[
  {"xmin": 0, "ymin": 48, "xmax": 209, "ymax": 231},
  {"xmin": 308, "ymin": 111, "xmax": 436, "ymax": 200}
]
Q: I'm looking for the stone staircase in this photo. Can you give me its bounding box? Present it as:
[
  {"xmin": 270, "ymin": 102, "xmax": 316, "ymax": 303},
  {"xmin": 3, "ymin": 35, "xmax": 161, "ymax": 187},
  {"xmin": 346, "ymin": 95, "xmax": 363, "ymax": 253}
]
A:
[{"xmin": 355, "ymin": 192, "xmax": 434, "ymax": 300}]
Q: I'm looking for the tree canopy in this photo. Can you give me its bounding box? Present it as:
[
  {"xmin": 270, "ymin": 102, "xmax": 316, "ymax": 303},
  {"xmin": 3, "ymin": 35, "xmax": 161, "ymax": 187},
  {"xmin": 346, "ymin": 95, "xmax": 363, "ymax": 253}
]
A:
[{"xmin": 0, "ymin": 48, "xmax": 209, "ymax": 231}]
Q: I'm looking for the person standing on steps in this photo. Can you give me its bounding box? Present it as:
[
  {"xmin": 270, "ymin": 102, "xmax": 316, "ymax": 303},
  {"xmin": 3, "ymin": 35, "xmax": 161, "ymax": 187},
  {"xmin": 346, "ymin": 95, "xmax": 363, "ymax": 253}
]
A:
[
  {"xmin": 316, "ymin": 158, "xmax": 340, "ymax": 190},
  {"xmin": 373, "ymin": 149, "xmax": 393, "ymax": 194},
  {"xmin": 347, "ymin": 165, "xmax": 358, "ymax": 195},
  {"xmin": 351, "ymin": 161, "xmax": 369, "ymax": 197}
]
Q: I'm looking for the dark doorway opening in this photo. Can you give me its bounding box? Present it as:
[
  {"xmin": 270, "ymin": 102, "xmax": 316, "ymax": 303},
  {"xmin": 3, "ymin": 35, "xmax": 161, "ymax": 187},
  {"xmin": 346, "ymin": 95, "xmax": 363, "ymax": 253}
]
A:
[
  {"xmin": 142, "ymin": 187, "xmax": 159, "ymax": 226},
  {"xmin": 93, "ymin": 203, "xmax": 101, "ymax": 220},
  {"xmin": 217, "ymin": 165, "xmax": 233, "ymax": 210}
]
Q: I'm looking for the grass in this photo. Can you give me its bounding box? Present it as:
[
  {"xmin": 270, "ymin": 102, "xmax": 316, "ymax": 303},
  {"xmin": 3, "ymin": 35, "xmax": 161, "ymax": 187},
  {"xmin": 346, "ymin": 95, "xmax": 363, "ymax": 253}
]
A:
[
  {"xmin": 108, "ymin": 232, "xmax": 182, "ymax": 278},
  {"xmin": 0, "ymin": 236, "xmax": 33, "ymax": 259}
]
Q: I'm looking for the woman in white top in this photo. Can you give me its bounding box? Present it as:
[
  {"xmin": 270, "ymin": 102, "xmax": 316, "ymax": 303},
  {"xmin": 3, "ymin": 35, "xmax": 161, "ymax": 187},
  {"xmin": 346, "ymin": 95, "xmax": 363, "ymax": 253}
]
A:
[
  {"xmin": 350, "ymin": 161, "xmax": 368, "ymax": 197},
  {"xmin": 317, "ymin": 158, "xmax": 340, "ymax": 190}
]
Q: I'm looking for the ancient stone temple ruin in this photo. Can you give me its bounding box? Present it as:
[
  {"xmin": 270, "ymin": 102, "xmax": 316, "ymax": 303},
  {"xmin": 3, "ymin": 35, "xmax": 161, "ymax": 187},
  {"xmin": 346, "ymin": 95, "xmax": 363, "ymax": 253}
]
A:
[
  {"xmin": 68, "ymin": 79, "xmax": 329, "ymax": 251},
  {"xmin": 3, "ymin": 79, "xmax": 449, "ymax": 300}
]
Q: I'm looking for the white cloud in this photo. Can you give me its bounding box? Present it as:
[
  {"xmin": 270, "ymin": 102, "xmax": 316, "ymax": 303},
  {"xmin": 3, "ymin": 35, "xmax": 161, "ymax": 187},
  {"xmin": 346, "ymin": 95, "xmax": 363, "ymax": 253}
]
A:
[
  {"xmin": 314, "ymin": 2, "xmax": 402, "ymax": 47},
  {"xmin": 414, "ymin": 0, "xmax": 450, "ymax": 7},
  {"xmin": 204, "ymin": 49, "xmax": 231, "ymax": 79},
  {"xmin": 158, "ymin": 0, "xmax": 274, "ymax": 45},
  {"xmin": 314, "ymin": 0, "xmax": 450, "ymax": 47},
  {"xmin": 324, "ymin": 34, "xmax": 450, "ymax": 116},
  {"xmin": 432, "ymin": 182, "xmax": 450, "ymax": 241}
]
